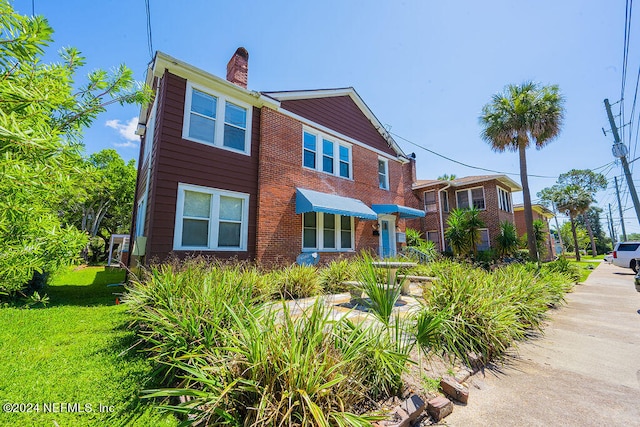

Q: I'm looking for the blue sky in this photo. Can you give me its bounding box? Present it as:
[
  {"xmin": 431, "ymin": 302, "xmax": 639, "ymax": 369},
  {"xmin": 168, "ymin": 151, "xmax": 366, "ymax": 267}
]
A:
[{"xmin": 12, "ymin": 0, "xmax": 640, "ymax": 235}]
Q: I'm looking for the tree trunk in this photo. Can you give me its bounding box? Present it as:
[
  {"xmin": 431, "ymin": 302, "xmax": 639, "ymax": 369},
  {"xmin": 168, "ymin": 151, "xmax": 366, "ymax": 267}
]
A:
[
  {"xmin": 519, "ymin": 144, "xmax": 538, "ymax": 262},
  {"xmin": 570, "ymin": 214, "xmax": 581, "ymax": 262},
  {"xmin": 583, "ymin": 214, "xmax": 597, "ymax": 256}
]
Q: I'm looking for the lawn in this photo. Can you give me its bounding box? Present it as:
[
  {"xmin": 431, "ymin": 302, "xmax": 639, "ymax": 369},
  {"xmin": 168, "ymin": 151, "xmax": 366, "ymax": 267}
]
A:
[
  {"xmin": 567, "ymin": 255, "xmax": 604, "ymax": 282},
  {"xmin": 0, "ymin": 266, "xmax": 177, "ymax": 427}
]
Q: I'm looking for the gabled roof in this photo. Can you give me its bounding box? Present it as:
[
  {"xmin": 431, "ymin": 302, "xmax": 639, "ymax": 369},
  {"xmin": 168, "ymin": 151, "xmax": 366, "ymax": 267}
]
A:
[
  {"xmin": 138, "ymin": 51, "xmax": 280, "ymax": 127},
  {"xmin": 413, "ymin": 175, "xmax": 522, "ymax": 192},
  {"xmin": 263, "ymin": 88, "xmax": 407, "ymax": 160},
  {"xmin": 514, "ymin": 203, "xmax": 555, "ymax": 218}
]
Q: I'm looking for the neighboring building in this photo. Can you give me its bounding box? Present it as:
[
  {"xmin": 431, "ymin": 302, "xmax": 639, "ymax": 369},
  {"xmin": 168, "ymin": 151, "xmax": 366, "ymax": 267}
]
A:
[
  {"xmin": 412, "ymin": 175, "xmax": 522, "ymax": 252},
  {"xmin": 130, "ymin": 48, "xmax": 424, "ymax": 266},
  {"xmin": 514, "ymin": 203, "xmax": 557, "ymax": 261}
]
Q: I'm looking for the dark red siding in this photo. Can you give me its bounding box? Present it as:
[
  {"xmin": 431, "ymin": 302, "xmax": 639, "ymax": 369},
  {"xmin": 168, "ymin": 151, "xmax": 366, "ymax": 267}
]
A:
[
  {"xmin": 278, "ymin": 96, "xmax": 397, "ymax": 157},
  {"xmin": 145, "ymin": 70, "xmax": 260, "ymax": 261}
]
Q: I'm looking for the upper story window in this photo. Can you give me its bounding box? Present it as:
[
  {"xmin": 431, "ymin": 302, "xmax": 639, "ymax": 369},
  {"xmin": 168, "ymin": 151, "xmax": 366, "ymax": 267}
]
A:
[
  {"xmin": 302, "ymin": 128, "xmax": 351, "ymax": 179},
  {"xmin": 441, "ymin": 191, "xmax": 450, "ymax": 213},
  {"xmin": 183, "ymin": 82, "xmax": 252, "ymax": 155},
  {"xmin": 173, "ymin": 183, "xmax": 249, "ymax": 251},
  {"xmin": 378, "ymin": 158, "xmax": 389, "ymax": 190},
  {"xmin": 497, "ymin": 186, "xmax": 512, "ymax": 212},
  {"xmin": 424, "ymin": 191, "xmax": 437, "ymax": 213},
  {"xmin": 456, "ymin": 187, "xmax": 485, "ymax": 210}
]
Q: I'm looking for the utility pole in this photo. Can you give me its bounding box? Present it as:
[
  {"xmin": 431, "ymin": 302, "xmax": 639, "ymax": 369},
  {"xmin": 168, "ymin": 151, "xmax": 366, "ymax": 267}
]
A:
[
  {"xmin": 614, "ymin": 176, "xmax": 627, "ymax": 241},
  {"xmin": 608, "ymin": 203, "xmax": 617, "ymax": 243},
  {"xmin": 604, "ymin": 99, "xmax": 640, "ymax": 231},
  {"xmin": 551, "ymin": 202, "xmax": 564, "ymax": 255}
]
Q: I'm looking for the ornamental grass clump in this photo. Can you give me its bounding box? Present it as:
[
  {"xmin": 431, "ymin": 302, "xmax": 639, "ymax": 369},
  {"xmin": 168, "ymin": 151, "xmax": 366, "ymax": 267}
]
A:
[
  {"xmin": 319, "ymin": 258, "xmax": 358, "ymax": 294},
  {"xmin": 275, "ymin": 264, "xmax": 323, "ymax": 299},
  {"xmin": 419, "ymin": 260, "xmax": 573, "ymax": 363},
  {"xmin": 356, "ymin": 253, "xmax": 402, "ymax": 326}
]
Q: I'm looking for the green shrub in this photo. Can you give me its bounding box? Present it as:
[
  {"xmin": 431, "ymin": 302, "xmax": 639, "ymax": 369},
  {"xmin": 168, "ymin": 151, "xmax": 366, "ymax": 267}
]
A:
[
  {"xmin": 418, "ymin": 260, "xmax": 573, "ymax": 363},
  {"xmin": 319, "ymin": 259, "xmax": 358, "ymax": 293},
  {"xmin": 356, "ymin": 253, "xmax": 402, "ymax": 325},
  {"xmin": 542, "ymin": 257, "xmax": 581, "ymax": 283},
  {"xmin": 495, "ymin": 220, "xmax": 519, "ymax": 257},
  {"xmin": 276, "ymin": 264, "xmax": 323, "ymax": 299}
]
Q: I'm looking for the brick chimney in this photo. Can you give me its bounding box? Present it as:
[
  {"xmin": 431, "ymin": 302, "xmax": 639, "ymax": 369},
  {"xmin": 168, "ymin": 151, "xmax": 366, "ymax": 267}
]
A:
[{"xmin": 226, "ymin": 47, "xmax": 249, "ymax": 88}]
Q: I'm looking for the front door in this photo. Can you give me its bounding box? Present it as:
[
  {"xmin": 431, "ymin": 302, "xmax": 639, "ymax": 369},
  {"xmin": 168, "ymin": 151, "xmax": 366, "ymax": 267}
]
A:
[{"xmin": 379, "ymin": 215, "xmax": 396, "ymax": 258}]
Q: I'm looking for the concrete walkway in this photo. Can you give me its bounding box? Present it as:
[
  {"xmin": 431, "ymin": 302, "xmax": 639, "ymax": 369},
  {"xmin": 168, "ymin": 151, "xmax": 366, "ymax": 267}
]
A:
[{"xmin": 444, "ymin": 262, "xmax": 640, "ymax": 426}]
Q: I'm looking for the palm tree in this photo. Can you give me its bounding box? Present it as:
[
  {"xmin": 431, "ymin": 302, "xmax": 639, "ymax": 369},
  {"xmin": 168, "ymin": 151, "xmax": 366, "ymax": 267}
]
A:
[
  {"xmin": 465, "ymin": 207, "xmax": 485, "ymax": 257},
  {"xmin": 480, "ymin": 82, "xmax": 565, "ymax": 262},
  {"xmin": 539, "ymin": 184, "xmax": 592, "ymax": 261},
  {"xmin": 445, "ymin": 208, "xmax": 470, "ymax": 256},
  {"xmin": 557, "ymin": 169, "xmax": 607, "ymax": 256}
]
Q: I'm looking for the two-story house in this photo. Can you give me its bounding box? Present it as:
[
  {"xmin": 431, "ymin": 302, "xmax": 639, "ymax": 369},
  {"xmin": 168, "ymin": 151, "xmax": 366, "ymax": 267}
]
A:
[
  {"xmin": 412, "ymin": 175, "xmax": 522, "ymax": 252},
  {"xmin": 129, "ymin": 48, "xmax": 424, "ymax": 266}
]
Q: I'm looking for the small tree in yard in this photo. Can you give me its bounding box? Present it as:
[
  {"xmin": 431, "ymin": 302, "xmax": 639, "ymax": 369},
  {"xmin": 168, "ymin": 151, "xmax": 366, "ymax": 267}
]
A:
[
  {"xmin": 445, "ymin": 207, "xmax": 486, "ymax": 258},
  {"xmin": 495, "ymin": 221, "xmax": 519, "ymax": 257},
  {"xmin": 0, "ymin": 1, "xmax": 149, "ymax": 295}
]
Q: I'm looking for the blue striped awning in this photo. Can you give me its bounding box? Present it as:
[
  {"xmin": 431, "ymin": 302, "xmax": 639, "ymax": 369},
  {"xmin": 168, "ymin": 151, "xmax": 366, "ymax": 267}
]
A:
[
  {"xmin": 295, "ymin": 188, "xmax": 378, "ymax": 220},
  {"xmin": 371, "ymin": 204, "xmax": 425, "ymax": 218}
]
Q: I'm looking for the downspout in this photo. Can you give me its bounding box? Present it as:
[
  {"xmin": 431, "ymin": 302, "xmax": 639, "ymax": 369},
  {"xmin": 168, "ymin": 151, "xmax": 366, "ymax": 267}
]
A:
[{"xmin": 438, "ymin": 183, "xmax": 451, "ymax": 251}]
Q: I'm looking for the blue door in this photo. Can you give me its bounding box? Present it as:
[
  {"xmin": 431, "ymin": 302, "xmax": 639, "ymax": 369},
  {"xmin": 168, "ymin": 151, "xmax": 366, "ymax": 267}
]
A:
[{"xmin": 381, "ymin": 220, "xmax": 391, "ymax": 258}]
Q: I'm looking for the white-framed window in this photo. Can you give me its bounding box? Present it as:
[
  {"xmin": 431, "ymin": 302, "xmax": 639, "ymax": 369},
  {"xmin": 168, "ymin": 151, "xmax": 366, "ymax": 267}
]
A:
[
  {"xmin": 424, "ymin": 191, "xmax": 437, "ymax": 213},
  {"xmin": 173, "ymin": 183, "xmax": 249, "ymax": 251},
  {"xmin": 378, "ymin": 158, "xmax": 389, "ymax": 190},
  {"xmin": 302, "ymin": 212, "xmax": 354, "ymax": 251},
  {"xmin": 143, "ymin": 99, "xmax": 157, "ymax": 164},
  {"xmin": 302, "ymin": 128, "xmax": 352, "ymax": 179},
  {"xmin": 182, "ymin": 82, "xmax": 252, "ymax": 155},
  {"xmin": 456, "ymin": 187, "xmax": 485, "ymax": 210},
  {"xmin": 440, "ymin": 191, "xmax": 449, "ymax": 213},
  {"xmin": 497, "ymin": 186, "xmax": 512, "ymax": 212},
  {"xmin": 478, "ymin": 228, "xmax": 490, "ymax": 251},
  {"xmin": 135, "ymin": 197, "xmax": 146, "ymax": 237}
]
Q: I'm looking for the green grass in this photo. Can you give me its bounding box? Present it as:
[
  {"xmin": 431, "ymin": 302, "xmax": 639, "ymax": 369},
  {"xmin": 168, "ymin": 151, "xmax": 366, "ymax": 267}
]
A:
[
  {"xmin": 0, "ymin": 266, "xmax": 177, "ymax": 427},
  {"xmin": 568, "ymin": 260, "xmax": 598, "ymax": 282}
]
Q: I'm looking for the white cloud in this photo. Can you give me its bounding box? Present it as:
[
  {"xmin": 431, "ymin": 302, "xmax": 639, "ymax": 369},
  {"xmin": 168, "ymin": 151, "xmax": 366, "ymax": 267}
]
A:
[
  {"xmin": 114, "ymin": 141, "xmax": 139, "ymax": 148},
  {"xmin": 106, "ymin": 116, "xmax": 139, "ymax": 143}
]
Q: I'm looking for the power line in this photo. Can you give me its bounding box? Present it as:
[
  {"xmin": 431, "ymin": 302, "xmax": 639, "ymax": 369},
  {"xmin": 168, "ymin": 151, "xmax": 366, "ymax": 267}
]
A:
[
  {"xmin": 145, "ymin": 0, "xmax": 154, "ymax": 60},
  {"xmin": 391, "ymin": 131, "xmax": 562, "ymax": 179}
]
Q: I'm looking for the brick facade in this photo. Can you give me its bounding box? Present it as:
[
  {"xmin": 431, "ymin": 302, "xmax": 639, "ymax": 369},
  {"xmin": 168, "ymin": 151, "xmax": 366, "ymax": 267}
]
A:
[
  {"xmin": 256, "ymin": 107, "xmax": 420, "ymax": 264},
  {"xmin": 414, "ymin": 178, "xmax": 519, "ymax": 252}
]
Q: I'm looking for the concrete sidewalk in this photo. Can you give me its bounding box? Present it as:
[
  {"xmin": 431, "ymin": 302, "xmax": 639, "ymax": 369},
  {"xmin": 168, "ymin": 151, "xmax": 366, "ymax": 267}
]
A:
[{"xmin": 444, "ymin": 262, "xmax": 640, "ymax": 426}]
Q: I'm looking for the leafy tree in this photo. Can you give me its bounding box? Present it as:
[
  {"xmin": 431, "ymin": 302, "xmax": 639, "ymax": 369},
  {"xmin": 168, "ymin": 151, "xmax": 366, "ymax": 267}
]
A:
[
  {"xmin": 538, "ymin": 185, "xmax": 592, "ymax": 261},
  {"xmin": 62, "ymin": 149, "xmax": 137, "ymax": 259},
  {"xmin": 575, "ymin": 206, "xmax": 612, "ymax": 253},
  {"xmin": 445, "ymin": 207, "xmax": 486, "ymax": 257},
  {"xmin": 557, "ymin": 169, "xmax": 607, "ymax": 255},
  {"xmin": 0, "ymin": 1, "xmax": 149, "ymax": 294},
  {"xmin": 437, "ymin": 174, "xmax": 457, "ymax": 181},
  {"xmin": 445, "ymin": 209, "xmax": 470, "ymax": 256},
  {"xmin": 480, "ymin": 82, "xmax": 565, "ymax": 262},
  {"xmin": 495, "ymin": 220, "xmax": 519, "ymax": 257},
  {"xmin": 559, "ymin": 222, "xmax": 589, "ymax": 253},
  {"xmin": 532, "ymin": 219, "xmax": 548, "ymax": 260}
]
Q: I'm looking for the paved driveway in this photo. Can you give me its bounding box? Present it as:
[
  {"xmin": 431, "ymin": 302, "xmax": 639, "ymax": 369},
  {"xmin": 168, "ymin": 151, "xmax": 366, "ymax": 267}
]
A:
[{"xmin": 444, "ymin": 262, "xmax": 640, "ymax": 426}]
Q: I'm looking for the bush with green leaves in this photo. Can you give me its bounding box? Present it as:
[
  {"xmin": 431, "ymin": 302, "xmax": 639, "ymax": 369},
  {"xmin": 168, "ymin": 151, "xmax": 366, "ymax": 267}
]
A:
[
  {"xmin": 126, "ymin": 263, "xmax": 412, "ymax": 425},
  {"xmin": 319, "ymin": 258, "xmax": 358, "ymax": 293},
  {"xmin": 496, "ymin": 220, "xmax": 520, "ymax": 257},
  {"xmin": 0, "ymin": 1, "xmax": 148, "ymax": 296},
  {"xmin": 419, "ymin": 260, "xmax": 573, "ymax": 363}
]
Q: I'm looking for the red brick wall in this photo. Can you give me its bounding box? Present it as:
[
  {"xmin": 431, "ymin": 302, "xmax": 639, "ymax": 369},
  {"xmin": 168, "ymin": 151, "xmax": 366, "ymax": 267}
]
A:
[
  {"xmin": 413, "ymin": 180, "xmax": 517, "ymax": 252},
  {"xmin": 256, "ymin": 108, "xmax": 420, "ymax": 264}
]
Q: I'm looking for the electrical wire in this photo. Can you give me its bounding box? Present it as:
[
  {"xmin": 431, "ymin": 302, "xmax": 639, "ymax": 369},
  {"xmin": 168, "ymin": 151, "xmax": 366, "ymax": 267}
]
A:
[
  {"xmin": 391, "ymin": 131, "xmax": 564, "ymax": 179},
  {"xmin": 145, "ymin": 0, "xmax": 154, "ymax": 60}
]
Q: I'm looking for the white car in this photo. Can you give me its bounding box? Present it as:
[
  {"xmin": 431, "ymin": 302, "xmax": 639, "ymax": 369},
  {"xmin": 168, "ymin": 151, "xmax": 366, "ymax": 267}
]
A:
[{"xmin": 612, "ymin": 242, "xmax": 640, "ymax": 272}]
